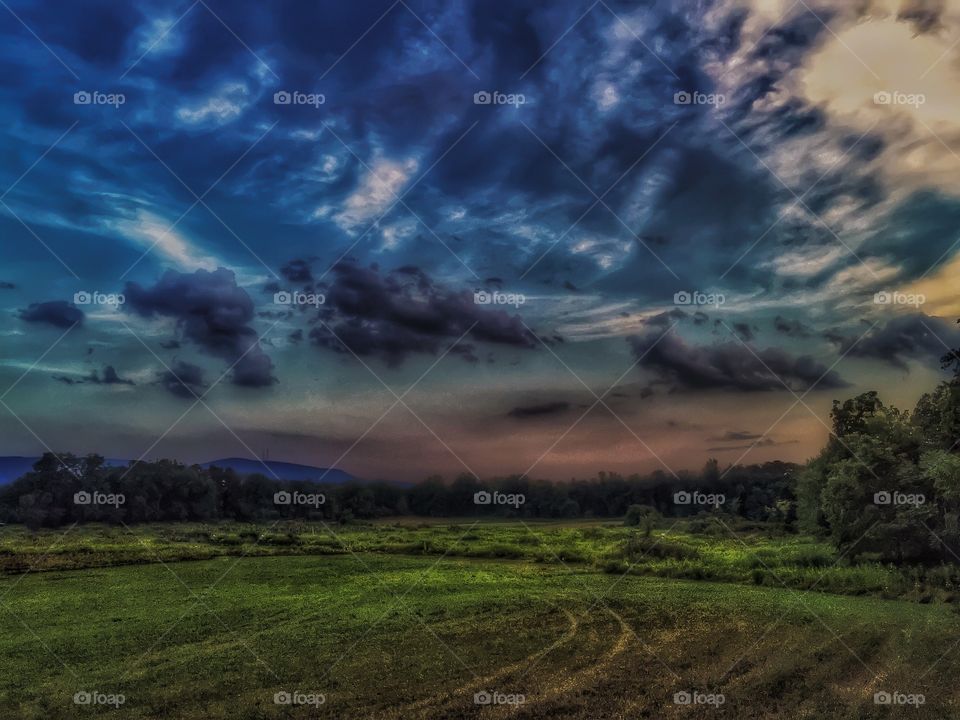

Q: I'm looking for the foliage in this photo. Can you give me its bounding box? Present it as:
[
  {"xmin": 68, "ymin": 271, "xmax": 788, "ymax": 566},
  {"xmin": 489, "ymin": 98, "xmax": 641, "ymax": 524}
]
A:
[{"xmin": 0, "ymin": 457, "xmax": 800, "ymax": 528}]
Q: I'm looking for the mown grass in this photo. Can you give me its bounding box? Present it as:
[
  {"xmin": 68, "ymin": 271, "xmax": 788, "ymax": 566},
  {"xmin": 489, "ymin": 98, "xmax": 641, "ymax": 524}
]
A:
[
  {"xmin": 0, "ymin": 552, "xmax": 957, "ymax": 719},
  {"xmin": 0, "ymin": 518, "xmax": 953, "ymax": 603}
]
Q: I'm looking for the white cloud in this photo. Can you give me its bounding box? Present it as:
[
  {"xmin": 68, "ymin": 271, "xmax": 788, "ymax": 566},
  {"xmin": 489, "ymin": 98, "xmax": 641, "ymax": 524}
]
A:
[
  {"xmin": 333, "ymin": 156, "xmax": 419, "ymax": 232},
  {"xmin": 380, "ymin": 218, "xmax": 418, "ymax": 250},
  {"xmin": 135, "ymin": 16, "xmax": 184, "ymax": 57},
  {"xmin": 112, "ymin": 209, "xmax": 219, "ymax": 270},
  {"xmin": 797, "ymin": 14, "xmax": 960, "ymax": 197},
  {"xmin": 762, "ymin": 245, "xmax": 846, "ymax": 278},
  {"xmin": 176, "ymin": 82, "xmax": 250, "ymax": 126}
]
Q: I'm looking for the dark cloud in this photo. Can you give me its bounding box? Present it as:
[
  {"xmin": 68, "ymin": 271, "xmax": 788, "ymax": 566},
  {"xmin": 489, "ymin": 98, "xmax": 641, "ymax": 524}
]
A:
[
  {"xmin": 124, "ymin": 268, "xmax": 276, "ymax": 388},
  {"xmin": 629, "ymin": 330, "xmax": 848, "ymax": 392},
  {"xmin": 309, "ymin": 262, "xmax": 538, "ymax": 367},
  {"xmin": 0, "ymin": 282, "xmax": 15, "ymax": 290},
  {"xmin": 733, "ymin": 322, "xmax": 755, "ymax": 342},
  {"xmin": 706, "ymin": 438, "xmax": 798, "ymax": 452},
  {"xmin": 898, "ymin": 0, "xmax": 946, "ymax": 33},
  {"xmin": 18, "ymin": 301, "xmax": 84, "ymax": 329},
  {"xmin": 826, "ymin": 314, "xmax": 960, "ymax": 371},
  {"xmin": 52, "ymin": 375, "xmax": 82, "ymax": 385},
  {"xmin": 156, "ymin": 361, "xmax": 208, "ymax": 400},
  {"xmin": 280, "ymin": 258, "xmax": 313, "ymax": 284},
  {"xmin": 710, "ymin": 430, "xmax": 763, "ymax": 442},
  {"xmin": 91, "ymin": 366, "xmax": 134, "ymax": 386},
  {"xmin": 52, "ymin": 365, "xmax": 134, "ymax": 387},
  {"xmin": 507, "ymin": 401, "xmax": 571, "ymax": 419},
  {"xmin": 774, "ymin": 315, "xmax": 813, "ymax": 338}
]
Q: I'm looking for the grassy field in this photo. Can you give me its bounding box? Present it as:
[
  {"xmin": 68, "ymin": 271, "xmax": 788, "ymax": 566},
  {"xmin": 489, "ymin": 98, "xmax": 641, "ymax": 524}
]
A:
[
  {"xmin": 1, "ymin": 517, "xmax": 955, "ymax": 601},
  {"xmin": 1, "ymin": 520, "xmax": 957, "ymax": 718}
]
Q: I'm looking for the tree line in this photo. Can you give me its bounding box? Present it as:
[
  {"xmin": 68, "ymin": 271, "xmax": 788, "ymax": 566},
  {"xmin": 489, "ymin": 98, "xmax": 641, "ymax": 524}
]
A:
[{"xmin": 0, "ymin": 453, "xmax": 797, "ymax": 529}]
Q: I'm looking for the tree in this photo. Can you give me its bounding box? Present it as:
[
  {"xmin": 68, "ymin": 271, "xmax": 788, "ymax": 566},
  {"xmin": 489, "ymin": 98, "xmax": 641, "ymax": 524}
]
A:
[{"xmin": 624, "ymin": 504, "xmax": 659, "ymax": 535}]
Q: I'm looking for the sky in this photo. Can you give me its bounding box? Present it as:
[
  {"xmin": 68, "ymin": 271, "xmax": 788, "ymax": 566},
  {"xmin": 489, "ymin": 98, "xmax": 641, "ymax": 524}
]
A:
[{"xmin": 1, "ymin": 0, "xmax": 959, "ymax": 482}]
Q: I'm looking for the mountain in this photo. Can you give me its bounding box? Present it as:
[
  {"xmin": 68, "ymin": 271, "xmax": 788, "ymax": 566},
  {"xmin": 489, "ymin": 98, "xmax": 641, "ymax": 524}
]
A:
[
  {"xmin": 0, "ymin": 457, "xmax": 355, "ymax": 485},
  {"xmin": 201, "ymin": 458, "xmax": 355, "ymax": 484}
]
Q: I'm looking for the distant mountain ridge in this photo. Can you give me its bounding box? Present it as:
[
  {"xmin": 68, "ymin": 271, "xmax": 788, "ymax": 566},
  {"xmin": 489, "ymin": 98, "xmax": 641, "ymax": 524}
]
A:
[
  {"xmin": 0, "ymin": 456, "xmax": 355, "ymax": 485},
  {"xmin": 201, "ymin": 458, "xmax": 354, "ymax": 484}
]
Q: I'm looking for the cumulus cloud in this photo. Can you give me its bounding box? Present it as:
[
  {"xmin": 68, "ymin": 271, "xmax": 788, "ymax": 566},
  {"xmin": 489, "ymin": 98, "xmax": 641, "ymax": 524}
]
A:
[
  {"xmin": 309, "ymin": 262, "xmax": 538, "ymax": 366},
  {"xmin": 826, "ymin": 313, "xmax": 960, "ymax": 370},
  {"xmin": 18, "ymin": 301, "xmax": 84, "ymax": 329},
  {"xmin": 124, "ymin": 268, "xmax": 277, "ymax": 388},
  {"xmin": 628, "ymin": 330, "xmax": 848, "ymax": 392},
  {"xmin": 156, "ymin": 360, "xmax": 208, "ymax": 399}
]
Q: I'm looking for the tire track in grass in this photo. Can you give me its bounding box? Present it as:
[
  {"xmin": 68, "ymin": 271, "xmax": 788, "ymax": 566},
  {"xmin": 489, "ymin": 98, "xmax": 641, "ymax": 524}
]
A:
[
  {"xmin": 377, "ymin": 606, "xmax": 580, "ymax": 720},
  {"xmin": 489, "ymin": 606, "xmax": 633, "ymax": 719}
]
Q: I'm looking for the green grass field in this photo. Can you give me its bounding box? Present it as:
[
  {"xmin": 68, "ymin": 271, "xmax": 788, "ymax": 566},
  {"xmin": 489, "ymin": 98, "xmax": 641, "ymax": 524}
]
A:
[{"xmin": 1, "ymin": 520, "xmax": 957, "ymax": 718}]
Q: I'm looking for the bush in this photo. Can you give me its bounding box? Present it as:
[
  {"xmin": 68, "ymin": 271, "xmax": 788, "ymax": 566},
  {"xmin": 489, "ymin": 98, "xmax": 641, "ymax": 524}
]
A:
[
  {"xmin": 793, "ymin": 546, "xmax": 834, "ymax": 568},
  {"xmin": 622, "ymin": 536, "xmax": 698, "ymax": 561},
  {"xmin": 624, "ymin": 505, "xmax": 659, "ymax": 532}
]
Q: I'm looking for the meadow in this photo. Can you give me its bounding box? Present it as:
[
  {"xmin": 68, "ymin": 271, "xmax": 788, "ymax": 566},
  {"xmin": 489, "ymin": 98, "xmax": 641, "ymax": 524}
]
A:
[
  {"xmin": 1, "ymin": 519, "xmax": 957, "ymax": 718},
  {"xmin": 2, "ymin": 518, "xmax": 956, "ymax": 602}
]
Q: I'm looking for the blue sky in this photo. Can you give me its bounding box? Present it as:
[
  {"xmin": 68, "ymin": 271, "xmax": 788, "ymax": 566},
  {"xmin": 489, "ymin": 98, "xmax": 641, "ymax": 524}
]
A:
[{"xmin": 1, "ymin": 0, "xmax": 959, "ymax": 480}]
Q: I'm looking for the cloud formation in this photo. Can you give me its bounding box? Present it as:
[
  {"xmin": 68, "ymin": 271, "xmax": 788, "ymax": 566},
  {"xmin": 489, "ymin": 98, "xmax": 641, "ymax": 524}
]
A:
[
  {"xmin": 629, "ymin": 331, "xmax": 848, "ymax": 392},
  {"xmin": 124, "ymin": 268, "xmax": 276, "ymax": 388},
  {"xmin": 309, "ymin": 262, "xmax": 538, "ymax": 367},
  {"xmin": 18, "ymin": 301, "xmax": 84, "ymax": 329},
  {"xmin": 156, "ymin": 361, "xmax": 208, "ymax": 399},
  {"xmin": 827, "ymin": 313, "xmax": 960, "ymax": 371}
]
